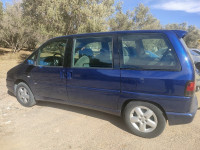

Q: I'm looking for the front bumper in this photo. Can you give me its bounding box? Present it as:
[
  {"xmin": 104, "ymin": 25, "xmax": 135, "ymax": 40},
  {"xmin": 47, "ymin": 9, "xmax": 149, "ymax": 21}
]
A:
[
  {"xmin": 166, "ymin": 95, "xmax": 198, "ymax": 125},
  {"xmin": 6, "ymin": 78, "xmax": 15, "ymax": 95}
]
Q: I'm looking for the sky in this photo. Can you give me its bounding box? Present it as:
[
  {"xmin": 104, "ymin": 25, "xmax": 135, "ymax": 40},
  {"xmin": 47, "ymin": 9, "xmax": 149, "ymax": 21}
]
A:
[
  {"xmin": 118, "ymin": 0, "xmax": 200, "ymax": 28},
  {"xmin": 2, "ymin": 0, "xmax": 200, "ymax": 28}
]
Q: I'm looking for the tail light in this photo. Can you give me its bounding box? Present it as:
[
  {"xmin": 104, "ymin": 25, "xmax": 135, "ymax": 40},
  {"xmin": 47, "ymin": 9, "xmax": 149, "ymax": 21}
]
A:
[{"xmin": 185, "ymin": 81, "xmax": 195, "ymax": 97}]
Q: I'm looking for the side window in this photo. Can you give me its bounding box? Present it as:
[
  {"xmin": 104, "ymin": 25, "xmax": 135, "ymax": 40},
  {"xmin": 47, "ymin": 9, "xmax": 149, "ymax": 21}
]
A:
[
  {"xmin": 37, "ymin": 40, "xmax": 67, "ymax": 66},
  {"xmin": 72, "ymin": 36, "xmax": 113, "ymax": 68},
  {"xmin": 121, "ymin": 34, "xmax": 180, "ymax": 70},
  {"xmin": 191, "ymin": 50, "xmax": 199, "ymax": 56},
  {"xmin": 193, "ymin": 50, "xmax": 200, "ymax": 55},
  {"xmin": 27, "ymin": 54, "xmax": 35, "ymax": 65}
]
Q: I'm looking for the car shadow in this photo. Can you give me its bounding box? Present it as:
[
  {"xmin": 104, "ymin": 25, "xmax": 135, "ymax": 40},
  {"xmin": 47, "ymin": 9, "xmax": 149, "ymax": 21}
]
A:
[
  {"xmin": 37, "ymin": 101, "xmax": 131, "ymax": 134},
  {"xmin": 7, "ymin": 90, "xmax": 15, "ymax": 96},
  {"xmin": 7, "ymin": 90, "xmax": 131, "ymax": 134}
]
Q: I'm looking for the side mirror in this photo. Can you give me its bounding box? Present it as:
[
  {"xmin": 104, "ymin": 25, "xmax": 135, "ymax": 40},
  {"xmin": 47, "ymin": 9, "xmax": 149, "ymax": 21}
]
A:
[{"xmin": 27, "ymin": 59, "xmax": 34, "ymax": 65}]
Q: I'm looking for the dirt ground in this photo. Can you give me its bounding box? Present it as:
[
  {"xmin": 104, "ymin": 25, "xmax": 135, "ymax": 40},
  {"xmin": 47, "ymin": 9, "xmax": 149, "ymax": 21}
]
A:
[{"xmin": 1, "ymin": 49, "xmax": 200, "ymax": 150}]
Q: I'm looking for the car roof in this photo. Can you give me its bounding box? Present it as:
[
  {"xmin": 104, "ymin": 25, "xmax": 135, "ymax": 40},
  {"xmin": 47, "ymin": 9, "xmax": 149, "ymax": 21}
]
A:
[{"xmin": 51, "ymin": 30, "xmax": 187, "ymax": 40}]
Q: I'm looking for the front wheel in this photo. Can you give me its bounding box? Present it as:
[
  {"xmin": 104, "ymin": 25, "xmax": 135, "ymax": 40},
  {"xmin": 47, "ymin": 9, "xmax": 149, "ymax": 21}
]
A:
[
  {"xmin": 123, "ymin": 101, "xmax": 166, "ymax": 138},
  {"xmin": 16, "ymin": 82, "xmax": 36, "ymax": 107}
]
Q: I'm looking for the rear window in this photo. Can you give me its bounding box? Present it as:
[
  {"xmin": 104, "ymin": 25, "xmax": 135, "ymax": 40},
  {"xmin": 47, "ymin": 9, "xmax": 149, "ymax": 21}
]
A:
[{"xmin": 120, "ymin": 33, "xmax": 180, "ymax": 70}]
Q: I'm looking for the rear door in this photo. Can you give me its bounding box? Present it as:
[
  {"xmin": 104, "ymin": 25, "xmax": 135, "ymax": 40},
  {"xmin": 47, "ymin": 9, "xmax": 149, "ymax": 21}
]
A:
[
  {"xmin": 119, "ymin": 33, "xmax": 183, "ymax": 98},
  {"xmin": 65, "ymin": 35, "xmax": 121, "ymax": 110}
]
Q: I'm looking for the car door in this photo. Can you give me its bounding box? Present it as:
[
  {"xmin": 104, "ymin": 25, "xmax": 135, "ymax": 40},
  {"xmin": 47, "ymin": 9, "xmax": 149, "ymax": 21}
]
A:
[
  {"xmin": 28, "ymin": 38, "xmax": 69, "ymax": 101},
  {"xmin": 65, "ymin": 35, "xmax": 121, "ymax": 110}
]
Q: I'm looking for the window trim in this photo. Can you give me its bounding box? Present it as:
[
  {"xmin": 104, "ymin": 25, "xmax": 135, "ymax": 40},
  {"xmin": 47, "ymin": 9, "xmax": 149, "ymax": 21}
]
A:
[
  {"xmin": 71, "ymin": 35, "xmax": 114, "ymax": 69},
  {"xmin": 118, "ymin": 33, "xmax": 181, "ymax": 71}
]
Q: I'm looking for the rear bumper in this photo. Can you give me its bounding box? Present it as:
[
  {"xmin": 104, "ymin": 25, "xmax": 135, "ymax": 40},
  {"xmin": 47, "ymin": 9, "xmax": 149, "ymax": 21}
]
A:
[{"xmin": 166, "ymin": 95, "xmax": 198, "ymax": 125}]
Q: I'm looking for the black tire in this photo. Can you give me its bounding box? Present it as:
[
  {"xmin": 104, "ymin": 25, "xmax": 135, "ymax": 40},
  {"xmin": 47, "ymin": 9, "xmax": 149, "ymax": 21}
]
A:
[
  {"xmin": 16, "ymin": 82, "xmax": 36, "ymax": 107},
  {"xmin": 123, "ymin": 101, "xmax": 166, "ymax": 138}
]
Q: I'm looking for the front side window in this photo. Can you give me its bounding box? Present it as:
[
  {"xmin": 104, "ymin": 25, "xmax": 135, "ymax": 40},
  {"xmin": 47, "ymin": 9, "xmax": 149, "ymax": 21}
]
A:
[
  {"xmin": 72, "ymin": 36, "xmax": 113, "ymax": 68},
  {"xmin": 121, "ymin": 34, "xmax": 180, "ymax": 70},
  {"xmin": 27, "ymin": 54, "xmax": 35, "ymax": 65},
  {"xmin": 37, "ymin": 39, "xmax": 67, "ymax": 66}
]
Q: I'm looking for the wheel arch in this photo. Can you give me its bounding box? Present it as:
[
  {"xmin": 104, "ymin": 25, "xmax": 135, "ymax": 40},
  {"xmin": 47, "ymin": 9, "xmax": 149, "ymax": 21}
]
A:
[
  {"xmin": 120, "ymin": 99, "xmax": 168, "ymax": 121},
  {"xmin": 14, "ymin": 79, "xmax": 31, "ymax": 95}
]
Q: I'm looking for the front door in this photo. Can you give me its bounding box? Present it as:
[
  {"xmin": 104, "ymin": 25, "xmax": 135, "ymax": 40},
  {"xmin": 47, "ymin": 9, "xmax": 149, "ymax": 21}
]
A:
[
  {"xmin": 65, "ymin": 35, "xmax": 121, "ymax": 110},
  {"xmin": 30, "ymin": 38, "xmax": 68, "ymax": 101}
]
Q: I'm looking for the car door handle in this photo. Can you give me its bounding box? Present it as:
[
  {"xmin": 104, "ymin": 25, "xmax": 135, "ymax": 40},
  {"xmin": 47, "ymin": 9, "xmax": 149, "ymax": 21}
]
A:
[
  {"xmin": 60, "ymin": 70, "xmax": 72, "ymax": 79},
  {"xmin": 65, "ymin": 71, "xmax": 72, "ymax": 80}
]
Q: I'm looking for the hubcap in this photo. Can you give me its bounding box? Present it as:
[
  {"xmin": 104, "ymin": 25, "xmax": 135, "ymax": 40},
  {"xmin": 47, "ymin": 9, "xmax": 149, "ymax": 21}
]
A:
[
  {"xmin": 18, "ymin": 87, "xmax": 30, "ymax": 104},
  {"xmin": 129, "ymin": 106, "xmax": 158, "ymax": 133}
]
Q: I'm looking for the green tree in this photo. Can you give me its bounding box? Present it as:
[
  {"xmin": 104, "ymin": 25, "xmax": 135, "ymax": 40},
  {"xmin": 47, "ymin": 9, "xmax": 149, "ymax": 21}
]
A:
[
  {"xmin": 0, "ymin": 2, "xmax": 34, "ymax": 52},
  {"xmin": 1, "ymin": 1, "xmax": 199, "ymax": 51},
  {"xmin": 109, "ymin": 2, "xmax": 133, "ymax": 31},
  {"xmin": 22, "ymin": 0, "xmax": 114, "ymax": 40},
  {"xmin": 109, "ymin": 3, "xmax": 161, "ymax": 31},
  {"xmin": 165, "ymin": 23, "xmax": 187, "ymax": 31},
  {"xmin": 0, "ymin": 0, "xmax": 3, "ymax": 20},
  {"xmin": 165, "ymin": 23, "xmax": 200, "ymax": 48},
  {"xmin": 77, "ymin": 0, "xmax": 115, "ymax": 33},
  {"xmin": 133, "ymin": 4, "xmax": 161, "ymax": 30},
  {"xmin": 0, "ymin": 0, "xmax": 3, "ymax": 47},
  {"xmin": 185, "ymin": 25, "xmax": 200, "ymax": 48}
]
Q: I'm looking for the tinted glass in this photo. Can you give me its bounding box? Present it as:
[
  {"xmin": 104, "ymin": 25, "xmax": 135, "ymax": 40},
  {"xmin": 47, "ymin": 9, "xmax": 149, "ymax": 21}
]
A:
[
  {"xmin": 37, "ymin": 40, "xmax": 67, "ymax": 66},
  {"xmin": 193, "ymin": 50, "xmax": 200, "ymax": 55},
  {"xmin": 27, "ymin": 54, "xmax": 35, "ymax": 65},
  {"xmin": 73, "ymin": 36, "xmax": 113, "ymax": 68},
  {"xmin": 121, "ymin": 34, "xmax": 180, "ymax": 70},
  {"xmin": 191, "ymin": 50, "xmax": 199, "ymax": 56}
]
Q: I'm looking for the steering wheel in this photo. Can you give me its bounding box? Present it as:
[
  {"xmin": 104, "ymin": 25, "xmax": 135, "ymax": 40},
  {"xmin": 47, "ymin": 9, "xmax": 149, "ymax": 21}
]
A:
[
  {"xmin": 153, "ymin": 49, "xmax": 173, "ymax": 67},
  {"xmin": 53, "ymin": 53, "xmax": 64, "ymax": 58},
  {"xmin": 53, "ymin": 53, "xmax": 64, "ymax": 66},
  {"xmin": 159, "ymin": 49, "xmax": 170, "ymax": 62}
]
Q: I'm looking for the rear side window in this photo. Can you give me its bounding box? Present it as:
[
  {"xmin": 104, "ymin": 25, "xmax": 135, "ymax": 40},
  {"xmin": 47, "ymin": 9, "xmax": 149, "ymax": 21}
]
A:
[
  {"xmin": 120, "ymin": 34, "xmax": 180, "ymax": 70},
  {"xmin": 72, "ymin": 36, "xmax": 113, "ymax": 68}
]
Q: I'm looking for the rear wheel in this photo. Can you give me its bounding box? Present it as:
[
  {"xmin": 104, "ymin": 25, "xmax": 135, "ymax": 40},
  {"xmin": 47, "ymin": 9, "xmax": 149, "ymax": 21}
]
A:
[
  {"xmin": 123, "ymin": 101, "xmax": 166, "ymax": 138},
  {"xmin": 16, "ymin": 82, "xmax": 36, "ymax": 107}
]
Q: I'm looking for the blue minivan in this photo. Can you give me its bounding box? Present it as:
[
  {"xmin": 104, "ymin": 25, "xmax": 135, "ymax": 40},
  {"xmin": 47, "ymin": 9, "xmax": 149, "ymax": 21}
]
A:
[{"xmin": 6, "ymin": 30, "xmax": 198, "ymax": 138}]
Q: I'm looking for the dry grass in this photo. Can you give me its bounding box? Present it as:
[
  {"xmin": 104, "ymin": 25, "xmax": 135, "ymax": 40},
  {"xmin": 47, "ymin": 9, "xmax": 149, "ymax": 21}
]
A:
[{"xmin": 0, "ymin": 48, "xmax": 32, "ymax": 61}]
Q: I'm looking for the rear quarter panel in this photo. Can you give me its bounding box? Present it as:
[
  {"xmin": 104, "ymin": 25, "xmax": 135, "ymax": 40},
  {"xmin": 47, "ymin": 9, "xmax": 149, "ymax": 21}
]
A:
[{"xmin": 118, "ymin": 31, "xmax": 195, "ymax": 114}]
